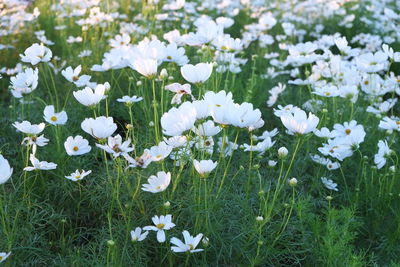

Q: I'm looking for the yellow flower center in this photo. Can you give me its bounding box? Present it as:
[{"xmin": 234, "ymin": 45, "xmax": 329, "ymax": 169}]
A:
[
  {"xmin": 75, "ymin": 175, "xmax": 81, "ymax": 179},
  {"xmin": 396, "ymin": 121, "xmax": 400, "ymax": 125},
  {"xmin": 364, "ymin": 80, "xmax": 369, "ymax": 85},
  {"xmin": 156, "ymin": 155, "xmax": 162, "ymax": 159},
  {"xmin": 188, "ymin": 244, "xmax": 194, "ymax": 250},
  {"xmin": 156, "ymin": 223, "xmax": 165, "ymax": 229},
  {"xmin": 73, "ymin": 146, "xmax": 79, "ymax": 151},
  {"xmin": 324, "ymin": 92, "xmax": 331, "ymax": 96},
  {"xmin": 51, "ymin": 116, "xmax": 58, "ymax": 121},
  {"xmin": 72, "ymin": 76, "xmax": 79, "ymax": 81},
  {"xmin": 167, "ymin": 56, "xmax": 172, "ymax": 60},
  {"xmin": 345, "ymin": 129, "xmax": 351, "ymax": 135}
]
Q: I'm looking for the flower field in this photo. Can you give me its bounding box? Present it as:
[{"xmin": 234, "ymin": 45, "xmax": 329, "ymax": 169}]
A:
[{"xmin": 1, "ymin": 0, "xmax": 400, "ymax": 265}]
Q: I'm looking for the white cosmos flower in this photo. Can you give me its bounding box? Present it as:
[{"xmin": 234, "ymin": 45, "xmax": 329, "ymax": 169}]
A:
[
  {"xmin": 163, "ymin": 136, "xmax": 187, "ymax": 148},
  {"xmin": 192, "ymin": 120, "xmax": 221, "ymax": 136},
  {"xmin": 116, "ymin": 95, "xmax": 143, "ymax": 104},
  {"xmin": 24, "ymin": 154, "xmax": 57, "ymax": 171},
  {"xmin": 143, "ymin": 214, "xmax": 176, "ymax": 243},
  {"xmin": 132, "ymin": 58, "xmax": 158, "ymax": 78},
  {"xmin": 43, "ymin": 105, "xmax": 68, "ymax": 125},
  {"xmin": 0, "ymin": 252, "xmax": 11, "ymax": 263},
  {"xmin": 20, "ymin": 43, "xmax": 52, "ymax": 65},
  {"xmin": 226, "ymin": 102, "xmax": 264, "ymax": 129},
  {"xmin": 64, "ymin": 136, "xmax": 91, "ymax": 156},
  {"xmin": 193, "ymin": 159, "xmax": 217, "ymax": 177},
  {"xmin": 280, "ymin": 109, "xmax": 319, "ymax": 135},
  {"xmin": 61, "ymin": 65, "xmax": 91, "ymax": 87},
  {"xmin": 181, "ymin": 62, "xmax": 213, "ymax": 84},
  {"xmin": 379, "ymin": 116, "xmax": 400, "ymax": 132},
  {"xmin": 170, "ymin": 230, "xmax": 204, "ymax": 253},
  {"xmin": 0, "ymin": 155, "xmax": 13, "ymax": 184},
  {"xmin": 73, "ymin": 85, "xmax": 106, "ymax": 107},
  {"xmin": 374, "ymin": 140, "xmax": 392, "ymax": 169},
  {"xmin": 148, "ymin": 142, "xmax": 173, "ymax": 161},
  {"xmin": 321, "ymin": 177, "xmax": 338, "ymax": 191},
  {"xmin": 165, "ymin": 83, "xmax": 194, "ymax": 105},
  {"xmin": 13, "ymin": 121, "xmax": 45, "ymax": 135},
  {"xmin": 96, "ymin": 135, "xmax": 134, "ymax": 158},
  {"xmin": 242, "ymin": 137, "xmax": 275, "ymax": 155},
  {"xmin": 21, "ymin": 135, "xmax": 49, "ymax": 149},
  {"xmin": 10, "ymin": 67, "xmax": 39, "ymax": 98},
  {"xmin": 65, "ymin": 169, "xmax": 92, "ymax": 181},
  {"xmin": 130, "ymin": 227, "xmax": 149, "ymax": 242},
  {"xmin": 142, "ymin": 171, "xmax": 171, "ymax": 193},
  {"xmin": 81, "ymin": 116, "xmax": 117, "ymax": 139},
  {"xmin": 161, "ymin": 102, "xmax": 197, "ymax": 136}
]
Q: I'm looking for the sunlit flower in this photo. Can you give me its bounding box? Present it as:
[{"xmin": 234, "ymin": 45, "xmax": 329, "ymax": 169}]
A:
[
  {"xmin": 148, "ymin": 142, "xmax": 173, "ymax": 162},
  {"xmin": 116, "ymin": 95, "xmax": 143, "ymax": 104},
  {"xmin": 142, "ymin": 171, "xmax": 171, "ymax": 193},
  {"xmin": 73, "ymin": 85, "xmax": 106, "ymax": 107},
  {"xmin": 143, "ymin": 214, "xmax": 176, "ymax": 243},
  {"xmin": 13, "ymin": 121, "xmax": 45, "ymax": 135},
  {"xmin": 65, "ymin": 169, "xmax": 92, "ymax": 181},
  {"xmin": 321, "ymin": 177, "xmax": 338, "ymax": 191},
  {"xmin": 374, "ymin": 140, "xmax": 392, "ymax": 169},
  {"xmin": 64, "ymin": 136, "xmax": 91, "ymax": 156},
  {"xmin": 96, "ymin": 135, "xmax": 134, "ymax": 158},
  {"xmin": 132, "ymin": 58, "xmax": 158, "ymax": 78},
  {"xmin": 10, "ymin": 68, "xmax": 39, "ymax": 98},
  {"xmin": 193, "ymin": 159, "xmax": 217, "ymax": 177},
  {"xmin": 24, "ymin": 154, "xmax": 57, "ymax": 171},
  {"xmin": 20, "ymin": 43, "xmax": 52, "ymax": 65},
  {"xmin": 61, "ymin": 65, "xmax": 91, "ymax": 87},
  {"xmin": 0, "ymin": 155, "xmax": 13, "ymax": 184},
  {"xmin": 170, "ymin": 230, "xmax": 204, "ymax": 253},
  {"xmin": 280, "ymin": 109, "xmax": 319, "ymax": 135},
  {"xmin": 43, "ymin": 105, "xmax": 68, "ymax": 125},
  {"xmin": 161, "ymin": 102, "xmax": 197, "ymax": 136},
  {"xmin": 81, "ymin": 116, "xmax": 117, "ymax": 139},
  {"xmin": 181, "ymin": 62, "xmax": 213, "ymax": 84},
  {"xmin": 0, "ymin": 252, "xmax": 11, "ymax": 263},
  {"xmin": 130, "ymin": 227, "xmax": 149, "ymax": 242}
]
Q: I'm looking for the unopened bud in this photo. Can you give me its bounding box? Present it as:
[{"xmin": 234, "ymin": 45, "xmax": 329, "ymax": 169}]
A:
[
  {"xmin": 278, "ymin": 147, "xmax": 288, "ymax": 158},
  {"xmin": 288, "ymin": 177, "xmax": 298, "ymax": 187}
]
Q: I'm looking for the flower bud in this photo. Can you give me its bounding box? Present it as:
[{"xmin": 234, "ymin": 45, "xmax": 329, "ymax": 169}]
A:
[
  {"xmin": 159, "ymin": 68, "xmax": 168, "ymax": 79},
  {"xmin": 288, "ymin": 177, "xmax": 298, "ymax": 187},
  {"xmin": 202, "ymin": 237, "xmax": 209, "ymax": 247},
  {"xmin": 278, "ymin": 147, "xmax": 288, "ymax": 158},
  {"xmin": 163, "ymin": 201, "xmax": 171, "ymax": 208},
  {"xmin": 256, "ymin": 216, "xmax": 264, "ymax": 222},
  {"xmin": 326, "ymin": 196, "xmax": 333, "ymax": 201},
  {"xmin": 107, "ymin": 240, "xmax": 115, "ymax": 246}
]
